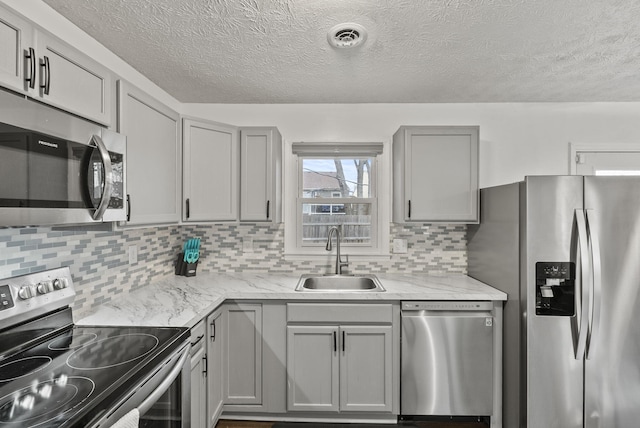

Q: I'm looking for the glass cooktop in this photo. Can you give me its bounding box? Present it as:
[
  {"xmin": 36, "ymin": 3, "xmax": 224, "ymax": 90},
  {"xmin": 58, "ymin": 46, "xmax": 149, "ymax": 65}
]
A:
[{"xmin": 0, "ymin": 323, "xmax": 188, "ymax": 427}]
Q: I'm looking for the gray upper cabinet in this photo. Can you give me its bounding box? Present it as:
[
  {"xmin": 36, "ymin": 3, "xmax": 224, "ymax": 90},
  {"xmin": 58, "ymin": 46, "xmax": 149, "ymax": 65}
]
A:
[
  {"xmin": 34, "ymin": 32, "xmax": 112, "ymax": 126},
  {"xmin": 239, "ymin": 127, "xmax": 282, "ymax": 223},
  {"xmin": 393, "ymin": 126, "xmax": 479, "ymax": 223},
  {"xmin": 183, "ymin": 118, "xmax": 238, "ymax": 222},
  {"xmin": 118, "ymin": 81, "xmax": 181, "ymax": 226},
  {"xmin": 0, "ymin": 4, "xmax": 112, "ymax": 126},
  {"xmin": 0, "ymin": 5, "xmax": 33, "ymax": 94}
]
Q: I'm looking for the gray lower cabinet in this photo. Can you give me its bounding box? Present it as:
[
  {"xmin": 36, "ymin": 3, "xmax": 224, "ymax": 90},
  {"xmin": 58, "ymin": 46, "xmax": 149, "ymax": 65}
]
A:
[
  {"xmin": 222, "ymin": 303, "xmax": 263, "ymax": 405},
  {"xmin": 207, "ymin": 309, "xmax": 224, "ymax": 427},
  {"xmin": 287, "ymin": 325, "xmax": 339, "ymax": 411},
  {"xmin": 190, "ymin": 321, "xmax": 207, "ymax": 428},
  {"xmin": 286, "ymin": 303, "xmax": 398, "ymax": 414}
]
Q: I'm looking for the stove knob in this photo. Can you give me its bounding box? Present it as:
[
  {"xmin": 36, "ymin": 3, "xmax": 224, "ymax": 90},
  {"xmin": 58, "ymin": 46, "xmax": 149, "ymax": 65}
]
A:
[
  {"xmin": 37, "ymin": 280, "xmax": 54, "ymax": 295},
  {"xmin": 53, "ymin": 278, "xmax": 68, "ymax": 290},
  {"xmin": 18, "ymin": 285, "xmax": 36, "ymax": 300}
]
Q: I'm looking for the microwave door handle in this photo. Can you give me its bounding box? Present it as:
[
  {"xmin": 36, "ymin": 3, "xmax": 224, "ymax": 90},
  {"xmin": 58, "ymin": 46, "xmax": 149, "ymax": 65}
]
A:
[
  {"xmin": 574, "ymin": 209, "xmax": 590, "ymax": 360},
  {"xmin": 585, "ymin": 209, "xmax": 602, "ymax": 360},
  {"xmin": 138, "ymin": 344, "xmax": 190, "ymax": 415},
  {"xmin": 90, "ymin": 134, "xmax": 113, "ymax": 221}
]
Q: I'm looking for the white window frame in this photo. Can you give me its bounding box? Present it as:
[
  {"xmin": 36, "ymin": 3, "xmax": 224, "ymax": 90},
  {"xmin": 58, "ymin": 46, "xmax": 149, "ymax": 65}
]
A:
[
  {"xmin": 569, "ymin": 142, "xmax": 640, "ymax": 174},
  {"xmin": 284, "ymin": 142, "xmax": 390, "ymax": 258}
]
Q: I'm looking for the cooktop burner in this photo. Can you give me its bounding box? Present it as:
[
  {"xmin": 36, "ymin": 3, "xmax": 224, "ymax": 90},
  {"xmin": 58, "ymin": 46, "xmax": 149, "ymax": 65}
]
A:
[
  {"xmin": 66, "ymin": 333, "xmax": 159, "ymax": 370},
  {"xmin": 48, "ymin": 333, "xmax": 97, "ymax": 351},
  {"xmin": 0, "ymin": 376, "xmax": 95, "ymax": 427},
  {"xmin": 0, "ymin": 357, "xmax": 52, "ymax": 383}
]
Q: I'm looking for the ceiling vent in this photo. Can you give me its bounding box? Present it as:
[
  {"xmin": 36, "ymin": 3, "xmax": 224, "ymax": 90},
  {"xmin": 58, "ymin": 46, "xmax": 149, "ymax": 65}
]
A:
[{"xmin": 327, "ymin": 23, "xmax": 367, "ymax": 49}]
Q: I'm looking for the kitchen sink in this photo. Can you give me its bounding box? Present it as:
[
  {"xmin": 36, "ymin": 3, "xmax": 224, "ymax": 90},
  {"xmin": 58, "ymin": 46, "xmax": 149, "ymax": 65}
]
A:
[{"xmin": 295, "ymin": 274, "xmax": 385, "ymax": 292}]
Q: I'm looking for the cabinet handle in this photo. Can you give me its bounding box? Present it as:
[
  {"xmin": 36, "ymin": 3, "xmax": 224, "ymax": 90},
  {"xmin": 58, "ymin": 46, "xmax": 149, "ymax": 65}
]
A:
[
  {"xmin": 40, "ymin": 56, "xmax": 50, "ymax": 95},
  {"xmin": 266, "ymin": 200, "xmax": 270, "ymax": 219},
  {"xmin": 210, "ymin": 319, "xmax": 216, "ymax": 341},
  {"xmin": 333, "ymin": 331, "xmax": 337, "ymax": 352},
  {"xmin": 25, "ymin": 47, "xmax": 36, "ymax": 89},
  {"xmin": 408, "ymin": 200, "xmax": 412, "ymax": 219},
  {"xmin": 126, "ymin": 194, "xmax": 131, "ymax": 222},
  {"xmin": 342, "ymin": 330, "xmax": 345, "ymax": 352},
  {"xmin": 186, "ymin": 198, "xmax": 190, "ymax": 219},
  {"xmin": 202, "ymin": 354, "xmax": 208, "ymax": 376}
]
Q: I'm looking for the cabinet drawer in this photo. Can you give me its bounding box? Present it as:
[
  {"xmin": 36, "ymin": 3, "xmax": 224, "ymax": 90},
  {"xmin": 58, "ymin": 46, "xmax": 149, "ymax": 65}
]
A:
[{"xmin": 287, "ymin": 303, "xmax": 394, "ymax": 324}]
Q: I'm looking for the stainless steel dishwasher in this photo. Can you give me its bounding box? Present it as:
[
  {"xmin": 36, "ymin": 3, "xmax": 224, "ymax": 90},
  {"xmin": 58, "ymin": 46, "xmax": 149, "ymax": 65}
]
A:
[{"xmin": 401, "ymin": 301, "xmax": 494, "ymax": 417}]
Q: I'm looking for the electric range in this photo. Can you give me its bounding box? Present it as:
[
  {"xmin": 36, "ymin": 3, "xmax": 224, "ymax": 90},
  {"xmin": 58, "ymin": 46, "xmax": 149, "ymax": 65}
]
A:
[{"xmin": 0, "ymin": 267, "xmax": 190, "ymax": 427}]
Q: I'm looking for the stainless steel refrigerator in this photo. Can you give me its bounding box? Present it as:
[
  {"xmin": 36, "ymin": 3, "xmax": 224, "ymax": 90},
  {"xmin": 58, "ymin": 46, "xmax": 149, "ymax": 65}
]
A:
[{"xmin": 468, "ymin": 175, "xmax": 640, "ymax": 428}]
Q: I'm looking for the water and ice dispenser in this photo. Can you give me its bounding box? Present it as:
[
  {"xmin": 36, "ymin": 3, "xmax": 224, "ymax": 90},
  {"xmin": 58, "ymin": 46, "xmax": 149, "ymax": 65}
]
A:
[{"xmin": 535, "ymin": 262, "xmax": 575, "ymax": 316}]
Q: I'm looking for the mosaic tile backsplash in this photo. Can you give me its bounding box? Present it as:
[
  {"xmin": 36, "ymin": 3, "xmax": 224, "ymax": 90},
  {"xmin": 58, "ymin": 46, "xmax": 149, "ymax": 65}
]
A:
[{"xmin": 0, "ymin": 223, "xmax": 466, "ymax": 320}]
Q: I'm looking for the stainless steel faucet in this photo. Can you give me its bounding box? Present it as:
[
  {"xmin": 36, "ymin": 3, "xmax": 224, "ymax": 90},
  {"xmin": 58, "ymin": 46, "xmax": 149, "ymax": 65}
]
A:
[{"xmin": 326, "ymin": 226, "xmax": 349, "ymax": 275}]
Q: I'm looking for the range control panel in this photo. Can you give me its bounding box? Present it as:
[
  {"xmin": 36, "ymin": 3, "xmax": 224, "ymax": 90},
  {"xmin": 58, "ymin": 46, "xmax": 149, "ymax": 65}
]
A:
[
  {"xmin": 0, "ymin": 267, "xmax": 75, "ymax": 327},
  {"xmin": 536, "ymin": 261, "xmax": 575, "ymax": 316},
  {"xmin": 0, "ymin": 284, "xmax": 15, "ymax": 311}
]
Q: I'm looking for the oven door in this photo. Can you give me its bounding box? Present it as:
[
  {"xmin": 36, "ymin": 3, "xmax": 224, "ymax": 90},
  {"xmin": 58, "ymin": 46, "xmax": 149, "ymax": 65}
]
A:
[{"xmin": 88, "ymin": 342, "xmax": 191, "ymax": 428}]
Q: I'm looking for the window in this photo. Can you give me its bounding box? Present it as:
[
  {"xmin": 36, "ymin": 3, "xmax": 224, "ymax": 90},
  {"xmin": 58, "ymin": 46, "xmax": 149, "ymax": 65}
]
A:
[
  {"xmin": 289, "ymin": 142, "xmax": 385, "ymax": 254},
  {"xmin": 570, "ymin": 143, "xmax": 640, "ymax": 176}
]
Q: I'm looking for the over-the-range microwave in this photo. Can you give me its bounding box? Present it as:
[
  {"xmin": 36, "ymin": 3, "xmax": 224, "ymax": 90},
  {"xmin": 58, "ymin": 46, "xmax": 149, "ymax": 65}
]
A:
[{"xmin": 0, "ymin": 89, "xmax": 126, "ymax": 227}]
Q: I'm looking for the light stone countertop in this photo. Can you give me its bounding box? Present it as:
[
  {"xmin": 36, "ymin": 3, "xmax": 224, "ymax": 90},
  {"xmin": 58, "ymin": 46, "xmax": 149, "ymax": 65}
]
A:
[{"xmin": 76, "ymin": 272, "xmax": 506, "ymax": 328}]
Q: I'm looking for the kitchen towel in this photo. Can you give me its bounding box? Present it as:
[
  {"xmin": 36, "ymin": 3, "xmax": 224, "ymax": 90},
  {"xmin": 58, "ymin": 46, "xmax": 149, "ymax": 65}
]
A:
[{"xmin": 110, "ymin": 408, "xmax": 139, "ymax": 428}]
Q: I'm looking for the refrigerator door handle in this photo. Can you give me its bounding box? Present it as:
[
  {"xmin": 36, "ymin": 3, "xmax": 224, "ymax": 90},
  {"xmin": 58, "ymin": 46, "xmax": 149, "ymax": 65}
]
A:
[
  {"xmin": 585, "ymin": 209, "xmax": 602, "ymax": 360},
  {"xmin": 574, "ymin": 209, "xmax": 590, "ymax": 360}
]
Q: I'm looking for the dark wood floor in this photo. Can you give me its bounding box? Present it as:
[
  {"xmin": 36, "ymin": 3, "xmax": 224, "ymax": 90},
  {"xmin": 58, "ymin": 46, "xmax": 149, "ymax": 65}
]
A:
[{"xmin": 216, "ymin": 419, "xmax": 489, "ymax": 428}]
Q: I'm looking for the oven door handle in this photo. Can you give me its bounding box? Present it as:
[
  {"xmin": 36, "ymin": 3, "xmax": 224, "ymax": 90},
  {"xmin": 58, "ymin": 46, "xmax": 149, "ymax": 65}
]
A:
[
  {"xmin": 138, "ymin": 343, "xmax": 191, "ymax": 415},
  {"xmin": 90, "ymin": 134, "xmax": 114, "ymax": 221}
]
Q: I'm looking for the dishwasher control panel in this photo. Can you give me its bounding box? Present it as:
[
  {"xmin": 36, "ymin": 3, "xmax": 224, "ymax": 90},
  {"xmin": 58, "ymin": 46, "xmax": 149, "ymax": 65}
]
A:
[{"xmin": 401, "ymin": 301, "xmax": 493, "ymax": 311}]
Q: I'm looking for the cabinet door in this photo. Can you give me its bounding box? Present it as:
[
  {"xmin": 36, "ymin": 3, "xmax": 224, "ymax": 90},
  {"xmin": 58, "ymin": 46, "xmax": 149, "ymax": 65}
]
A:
[
  {"xmin": 223, "ymin": 303, "xmax": 262, "ymax": 405},
  {"xmin": 286, "ymin": 325, "xmax": 339, "ymax": 412},
  {"xmin": 207, "ymin": 309, "xmax": 224, "ymax": 427},
  {"xmin": 190, "ymin": 344, "xmax": 207, "ymax": 428},
  {"xmin": 118, "ymin": 81, "xmax": 180, "ymax": 225},
  {"xmin": 240, "ymin": 127, "xmax": 282, "ymax": 222},
  {"xmin": 0, "ymin": 5, "xmax": 34, "ymax": 94},
  {"xmin": 183, "ymin": 119, "xmax": 238, "ymax": 222},
  {"xmin": 35, "ymin": 31, "xmax": 112, "ymax": 126},
  {"xmin": 340, "ymin": 325, "xmax": 393, "ymax": 412},
  {"xmin": 394, "ymin": 126, "xmax": 479, "ymax": 223}
]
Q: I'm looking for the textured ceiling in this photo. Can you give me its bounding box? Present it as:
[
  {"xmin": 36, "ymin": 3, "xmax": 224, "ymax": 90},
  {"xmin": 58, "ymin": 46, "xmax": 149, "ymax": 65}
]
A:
[{"xmin": 43, "ymin": 0, "xmax": 640, "ymax": 103}]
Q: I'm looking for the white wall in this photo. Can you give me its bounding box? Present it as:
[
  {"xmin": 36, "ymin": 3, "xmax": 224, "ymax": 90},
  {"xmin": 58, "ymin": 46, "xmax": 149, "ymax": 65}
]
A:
[
  {"xmin": 182, "ymin": 102, "xmax": 640, "ymax": 188},
  {"xmin": 8, "ymin": 1, "xmax": 640, "ymax": 189}
]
